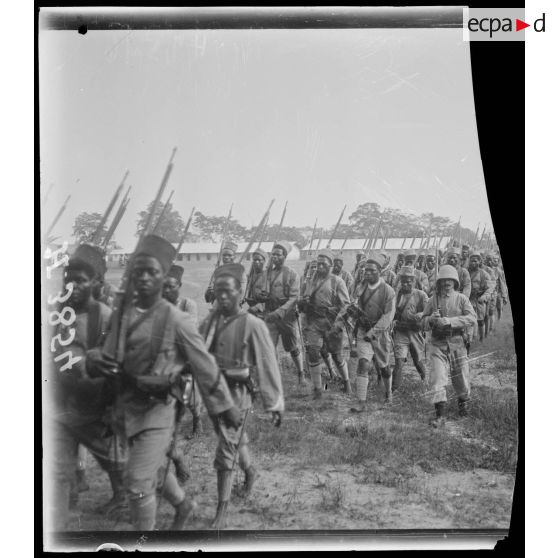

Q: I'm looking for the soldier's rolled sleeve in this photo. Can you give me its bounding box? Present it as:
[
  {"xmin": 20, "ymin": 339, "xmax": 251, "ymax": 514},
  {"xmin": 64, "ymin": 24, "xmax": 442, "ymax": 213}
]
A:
[{"xmin": 175, "ymin": 317, "xmax": 234, "ymax": 416}]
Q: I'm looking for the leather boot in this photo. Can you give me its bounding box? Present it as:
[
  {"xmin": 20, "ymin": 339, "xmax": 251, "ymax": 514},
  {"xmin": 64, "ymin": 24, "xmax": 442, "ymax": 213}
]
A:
[
  {"xmin": 430, "ymin": 402, "xmax": 447, "ymax": 428},
  {"xmin": 96, "ymin": 468, "xmax": 128, "ymax": 515}
]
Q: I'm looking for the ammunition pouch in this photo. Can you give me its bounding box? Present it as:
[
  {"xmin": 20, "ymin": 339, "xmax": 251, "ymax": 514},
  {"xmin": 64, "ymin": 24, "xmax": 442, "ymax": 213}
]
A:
[
  {"xmin": 128, "ymin": 373, "xmax": 186, "ymax": 402},
  {"xmin": 222, "ymin": 368, "xmax": 255, "ymax": 395},
  {"xmin": 356, "ymin": 316, "xmax": 373, "ymax": 332}
]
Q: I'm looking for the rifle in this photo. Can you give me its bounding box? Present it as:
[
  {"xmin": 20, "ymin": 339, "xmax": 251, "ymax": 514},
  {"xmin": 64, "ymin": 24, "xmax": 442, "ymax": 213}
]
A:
[
  {"xmin": 102, "ymin": 187, "xmax": 132, "ymax": 250},
  {"xmin": 174, "ymin": 206, "xmax": 196, "ymax": 259},
  {"xmin": 151, "ymin": 189, "xmax": 175, "ymax": 236},
  {"xmin": 451, "ymin": 216, "xmax": 461, "ymax": 245},
  {"xmin": 237, "ymin": 200, "xmax": 275, "ymax": 263},
  {"xmin": 237, "ymin": 200, "xmax": 275, "ymax": 304},
  {"xmin": 206, "ymin": 203, "xmax": 235, "ymax": 292},
  {"xmin": 102, "ymin": 147, "xmax": 177, "ymax": 362},
  {"xmin": 340, "ymin": 229, "xmax": 350, "ymax": 253},
  {"xmin": 326, "ymin": 205, "xmax": 346, "ymax": 249},
  {"xmin": 365, "ymin": 214, "xmax": 383, "ymax": 258},
  {"xmin": 272, "ymin": 201, "xmax": 288, "ymax": 245},
  {"xmin": 44, "ymin": 194, "xmax": 71, "ymax": 241},
  {"xmin": 294, "ymin": 304, "xmax": 309, "ymax": 383},
  {"xmin": 477, "ymin": 224, "xmax": 487, "ymax": 250},
  {"xmin": 315, "ymin": 228, "xmax": 324, "ymax": 252},
  {"xmin": 91, "ymin": 170, "xmax": 128, "ymax": 245},
  {"xmin": 256, "ymin": 213, "xmax": 270, "ymax": 250}
]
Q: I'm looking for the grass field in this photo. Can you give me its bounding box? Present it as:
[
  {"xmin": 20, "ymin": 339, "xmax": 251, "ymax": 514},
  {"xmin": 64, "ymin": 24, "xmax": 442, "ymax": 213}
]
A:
[{"xmin": 57, "ymin": 260, "xmax": 518, "ymax": 531}]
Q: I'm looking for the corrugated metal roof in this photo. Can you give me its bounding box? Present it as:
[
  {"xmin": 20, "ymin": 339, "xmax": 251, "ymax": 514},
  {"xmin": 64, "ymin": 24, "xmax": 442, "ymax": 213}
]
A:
[{"xmin": 301, "ymin": 237, "xmax": 453, "ymax": 251}]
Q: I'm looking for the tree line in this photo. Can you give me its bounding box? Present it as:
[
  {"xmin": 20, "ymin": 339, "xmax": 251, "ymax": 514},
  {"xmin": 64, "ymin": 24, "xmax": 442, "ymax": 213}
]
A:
[{"xmin": 73, "ymin": 201, "xmax": 479, "ymax": 250}]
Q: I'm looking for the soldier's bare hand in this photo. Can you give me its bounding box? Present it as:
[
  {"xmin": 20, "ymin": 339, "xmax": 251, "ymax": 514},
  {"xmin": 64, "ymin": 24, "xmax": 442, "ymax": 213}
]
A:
[{"xmin": 221, "ymin": 406, "xmax": 242, "ymax": 429}]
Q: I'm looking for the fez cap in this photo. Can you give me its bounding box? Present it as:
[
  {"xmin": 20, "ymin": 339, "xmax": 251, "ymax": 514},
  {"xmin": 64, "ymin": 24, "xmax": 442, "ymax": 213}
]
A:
[
  {"xmin": 68, "ymin": 243, "xmax": 106, "ymax": 278},
  {"xmin": 252, "ymin": 247, "xmax": 267, "ymax": 260},
  {"xmin": 462, "ymin": 244, "xmax": 470, "ymax": 250},
  {"xmin": 446, "ymin": 246, "xmax": 460, "ymax": 257},
  {"xmin": 333, "ymin": 251, "xmax": 344, "ymax": 262},
  {"xmin": 222, "ymin": 240, "xmax": 238, "ymax": 253},
  {"xmin": 365, "ymin": 255, "xmax": 382, "ymax": 269},
  {"xmin": 399, "ymin": 265, "xmax": 416, "ymax": 278},
  {"xmin": 469, "ymin": 250, "xmax": 482, "ymax": 259},
  {"xmin": 404, "ymin": 249, "xmax": 416, "ymax": 258},
  {"xmin": 135, "ymin": 234, "xmax": 176, "ymax": 274},
  {"xmin": 317, "ymin": 249, "xmax": 334, "ymax": 265},
  {"xmin": 214, "ymin": 263, "xmax": 245, "ymax": 284},
  {"xmin": 167, "ymin": 264, "xmax": 184, "ymax": 281},
  {"xmin": 273, "ymin": 241, "xmax": 292, "ymax": 256},
  {"xmin": 425, "ymin": 249, "xmax": 436, "ymax": 257}
]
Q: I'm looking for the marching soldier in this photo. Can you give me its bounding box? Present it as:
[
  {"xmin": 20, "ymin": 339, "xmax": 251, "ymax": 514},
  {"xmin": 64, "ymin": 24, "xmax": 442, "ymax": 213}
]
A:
[
  {"xmin": 163, "ymin": 264, "xmax": 199, "ymax": 321},
  {"xmin": 461, "ymin": 244, "xmax": 470, "ymax": 269},
  {"xmin": 162, "ymin": 264, "xmax": 203, "ymax": 484},
  {"xmin": 393, "ymin": 251, "xmax": 405, "ymax": 275},
  {"xmin": 424, "ymin": 249, "xmax": 437, "ymax": 296},
  {"xmin": 333, "ymin": 254, "xmax": 355, "ymax": 294},
  {"xmin": 445, "ymin": 246, "xmax": 471, "ymax": 298},
  {"xmin": 378, "ymin": 251, "xmax": 397, "ymax": 288},
  {"xmin": 199, "ymin": 263, "xmax": 284, "ymax": 530},
  {"xmin": 421, "ymin": 265, "xmax": 477, "ymax": 427},
  {"xmin": 244, "ymin": 248, "xmax": 268, "ymax": 318},
  {"xmin": 87, "ymin": 235, "xmax": 242, "ymax": 531},
  {"xmin": 46, "ymin": 244, "xmax": 126, "ymax": 531},
  {"xmin": 351, "ymin": 251, "xmax": 365, "ymax": 279},
  {"xmin": 205, "ymin": 241, "xmax": 244, "ymax": 303},
  {"xmin": 348, "ymin": 257, "xmax": 395, "ymax": 412},
  {"xmin": 488, "ymin": 252, "xmax": 508, "ymax": 321},
  {"xmin": 467, "ymin": 251, "xmax": 495, "ymax": 342},
  {"xmin": 299, "ymin": 250, "xmax": 352, "ymax": 398},
  {"xmin": 483, "ymin": 252, "xmax": 501, "ymax": 335},
  {"xmin": 256, "ymin": 241, "xmax": 307, "ymax": 383},
  {"xmin": 393, "ymin": 250, "xmax": 429, "ymax": 292},
  {"xmin": 391, "ymin": 266, "xmax": 428, "ymax": 392}
]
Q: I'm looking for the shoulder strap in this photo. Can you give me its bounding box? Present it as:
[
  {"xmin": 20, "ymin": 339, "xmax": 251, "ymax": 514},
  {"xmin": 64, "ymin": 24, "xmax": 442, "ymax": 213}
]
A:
[
  {"xmin": 150, "ymin": 302, "xmax": 173, "ymax": 364},
  {"xmin": 86, "ymin": 300, "xmax": 102, "ymax": 349}
]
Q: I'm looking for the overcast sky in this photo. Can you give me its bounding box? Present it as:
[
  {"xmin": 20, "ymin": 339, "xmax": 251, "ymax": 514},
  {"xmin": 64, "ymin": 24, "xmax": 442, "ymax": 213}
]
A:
[{"xmin": 39, "ymin": 27, "xmax": 493, "ymax": 248}]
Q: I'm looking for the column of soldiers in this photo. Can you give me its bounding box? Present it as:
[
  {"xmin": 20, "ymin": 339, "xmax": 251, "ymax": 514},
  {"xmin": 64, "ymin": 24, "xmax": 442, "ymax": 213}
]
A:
[{"xmin": 45, "ymin": 232, "xmax": 508, "ymax": 532}]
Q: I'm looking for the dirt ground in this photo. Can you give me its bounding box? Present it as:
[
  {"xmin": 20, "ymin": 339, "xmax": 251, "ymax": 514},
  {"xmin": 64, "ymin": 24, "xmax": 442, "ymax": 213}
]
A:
[{"xmin": 55, "ymin": 260, "xmax": 518, "ymax": 532}]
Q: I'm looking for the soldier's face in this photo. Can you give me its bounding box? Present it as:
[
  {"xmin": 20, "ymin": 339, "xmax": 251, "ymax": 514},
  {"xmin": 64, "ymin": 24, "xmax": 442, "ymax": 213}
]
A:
[
  {"xmin": 440, "ymin": 279, "xmax": 455, "ymax": 293},
  {"xmin": 252, "ymin": 254, "xmax": 265, "ymax": 272},
  {"xmin": 426, "ymin": 256, "xmax": 435, "ymax": 269},
  {"xmin": 64, "ymin": 268, "xmax": 93, "ymax": 309},
  {"xmin": 404, "ymin": 256, "xmax": 415, "ymax": 266},
  {"xmin": 215, "ymin": 276, "xmax": 240, "ymax": 313},
  {"xmin": 447, "ymin": 254, "xmax": 459, "ymax": 267},
  {"xmin": 222, "ymin": 250, "xmax": 234, "ymax": 264},
  {"xmin": 316, "ymin": 256, "xmax": 331, "ymax": 275},
  {"xmin": 469, "ymin": 256, "xmax": 480, "ymax": 271},
  {"xmin": 162, "ymin": 277, "xmax": 181, "ymax": 303},
  {"xmin": 364, "ymin": 264, "xmax": 380, "ymax": 284},
  {"xmin": 132, "ymin": 256, "xmax": 165, "ymax": 299},
  {"xmin": 333, "ymin": 260, "xmax": 343, "ymax": 274},
  {"xmin": 400, "ymin": 275, "xmax": 414, "ymax": 293},
  {"xmin": 462, "ymin": 249, "xmax": 470, "ymax": 259},
  {"xmin": 271, "ymin": 248, "xmax": 286, "ymax": 268}
]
